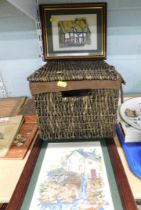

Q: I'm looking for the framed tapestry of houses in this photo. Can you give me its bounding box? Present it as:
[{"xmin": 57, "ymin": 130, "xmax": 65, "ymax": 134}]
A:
[
  {"xmin": 6, "ymin": 138, "xmax": 137, "ymax": 210},
  {"xmin": 39, "ymin": 3, "xmax": 107, "ymax": 60}
]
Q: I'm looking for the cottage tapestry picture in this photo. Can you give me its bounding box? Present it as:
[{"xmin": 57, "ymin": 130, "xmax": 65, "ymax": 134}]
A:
[
  {"xmin": 58, "ymin": 18, "xmax": 91, "ymax": 48},
  {"xmin": 40, "ymin": 3, "xmax": 106, "ymax": 59},
  {"xmin": 51, "ymin": 14, "xmax": 97, "ymax": 52},
  {"xmin": 29, "ymin": 142, "xmax": 115, "ymax": 210}
]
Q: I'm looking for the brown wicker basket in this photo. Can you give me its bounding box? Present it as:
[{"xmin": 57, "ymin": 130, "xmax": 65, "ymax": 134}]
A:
[{"xmin": 28, "ymin": 60, "xmax": 124, "ymax": 140}]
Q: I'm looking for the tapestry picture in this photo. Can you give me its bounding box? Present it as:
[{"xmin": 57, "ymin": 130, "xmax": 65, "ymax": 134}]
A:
[
  {"xmin": 29, "ymin": 142, "xmax": 114, "ymax": 210},
  {"xmin": 58, "ymin": 18, "xmax": 91, "ymax": 48},
  {"xmin": 40, "ymin": 3, "xmax": 106, "ymax": 59},
  {"xmin": 51, "ymin": 14, "xmax": 97, "ymax": 52}
]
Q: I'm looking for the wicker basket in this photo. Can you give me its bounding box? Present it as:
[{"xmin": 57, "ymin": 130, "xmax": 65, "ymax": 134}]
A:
[{"xmin": 28, "ymin": 60, "xmax": 124, "ymax": 140}]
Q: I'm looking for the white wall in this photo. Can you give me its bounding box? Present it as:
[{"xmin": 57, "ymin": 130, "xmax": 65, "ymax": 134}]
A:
[
  {"xmin": 0, "ymin": 0, "xmax": 42, "ymax": 97},
  {"xmin": 7, "ymin": 0, "xmax": 38, "ymax": 20}
]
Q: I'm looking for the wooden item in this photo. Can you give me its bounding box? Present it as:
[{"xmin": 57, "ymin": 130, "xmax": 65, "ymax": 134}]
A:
[
  {"xmin": 6, "ymin": 138, "xmax": 137, "ymax": 210},
  {"xmin": 28, "ymin": 60, "xmax": 124, "ymax": 140},
  {"xmin": 0, "ymin": 97, "xmax": 27, "ymax": 118},
  {"xmin": 1, "ymin": 115, "xmax": 38, "ymax": 159},
  {"xmin": 18, "ymin": 99, "xmax": 36, "ymax": 115},
  {"xmin": 107, "ymin": 138, "xmax": 137, "ymax": 210},
  {"xmin": 0, "ymin": 203, "xmax": 7, "ymax": 210},
  {"xmin": 0, "ymin": 115, "xmax": 24, "ymax": 157}
]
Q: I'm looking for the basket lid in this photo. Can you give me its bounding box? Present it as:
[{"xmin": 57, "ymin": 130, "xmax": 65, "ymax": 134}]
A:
[{"xmin": 28, "ymin": 60, "xmax": 125, "ymax": 83}]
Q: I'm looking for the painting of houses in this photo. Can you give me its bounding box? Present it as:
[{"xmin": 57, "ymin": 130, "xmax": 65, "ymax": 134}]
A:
[
  {"xmin": 58, "ymin": 18, "xmax": 91, "ymax": 48},
  {"xmin": 28, "ymin": 142, "xmax": 115, "ymax": 210},
  {"xmin": 65, "ymin": 149, "xmax": 101, "ymax": 178}
]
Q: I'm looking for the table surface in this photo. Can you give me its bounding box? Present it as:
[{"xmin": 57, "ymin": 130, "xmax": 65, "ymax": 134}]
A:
[
  {"xmin": 114, "ymin": 134, "xmax": 141, "ymax": 200},
  {"xmin": 0, "ymin": 134, "xmax": 37, "ymax": 203}
]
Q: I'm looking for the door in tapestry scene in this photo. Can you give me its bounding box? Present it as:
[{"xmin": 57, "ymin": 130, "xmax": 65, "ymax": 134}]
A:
[{"xmin": 58, "ymin": 18, "xmax": 91, "ymax": 48}]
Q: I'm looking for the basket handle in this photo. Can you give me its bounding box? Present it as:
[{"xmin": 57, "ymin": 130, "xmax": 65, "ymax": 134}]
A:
[
  {"xmin": 61, "ymin": 89, "xmax": 91, "ymax": 98},
  {"xmin": 120, "ymin": 83, "xmax": 124, "ymax": 103}
]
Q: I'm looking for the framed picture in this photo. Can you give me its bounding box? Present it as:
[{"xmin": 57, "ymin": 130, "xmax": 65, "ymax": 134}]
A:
[
  {"xmin": 6, "ymin": 138, "xmax": 137, "ymax": 210},
  {"xmin": 40, "ymin": 3, "xmax": 107, "ymax": 60}
]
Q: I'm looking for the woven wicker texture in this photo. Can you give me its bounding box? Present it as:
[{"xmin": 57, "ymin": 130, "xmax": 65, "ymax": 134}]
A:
[
  {"xmin": 29, "ymin": 60, "xmax": 123, "ymax": 140},
  {"xmin": 33, "ymin": 89, "xmax": 119, "ymax": 140},
  {"xmin": 28, "ymin": 60, "xmax": 123, "ymax": 82}
]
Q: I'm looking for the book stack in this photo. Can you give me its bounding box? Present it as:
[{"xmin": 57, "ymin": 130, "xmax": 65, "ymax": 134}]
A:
[
  {"xmin": 0, "ymin": 115, "xmax": 38, "ymax": 159},
  {"xmin": 0, "ymin": 97, "xmax": 27, "ymax": 117},
  {"xmin": 0, "ymin": 115, "xmax": 24, "ymax": 157},
  {"xmin": 0, "ymin": 97, "xmax": 38, "ymax": 159}
]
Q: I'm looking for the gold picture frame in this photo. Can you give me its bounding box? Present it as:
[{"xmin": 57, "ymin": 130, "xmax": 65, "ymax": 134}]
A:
[{"xmin": 40, "ymin": 3, "xmax": 107, "ymax": 60}]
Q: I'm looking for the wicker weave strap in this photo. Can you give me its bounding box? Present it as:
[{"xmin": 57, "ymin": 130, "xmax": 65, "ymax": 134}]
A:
[{"xmin": 30, "ymin": 79, "xmax": 121, "ymax": 95}]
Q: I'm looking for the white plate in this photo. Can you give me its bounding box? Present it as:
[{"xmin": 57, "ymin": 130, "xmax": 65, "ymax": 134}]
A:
[{"xmin": 119, "ymin": 97, "xmax": 141, "ymax": 130}]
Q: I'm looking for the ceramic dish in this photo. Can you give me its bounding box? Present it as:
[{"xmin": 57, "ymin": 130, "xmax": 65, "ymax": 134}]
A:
[{"xmin": 119, "ymin": 97, "xmax": 141, "ymax": 130}]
